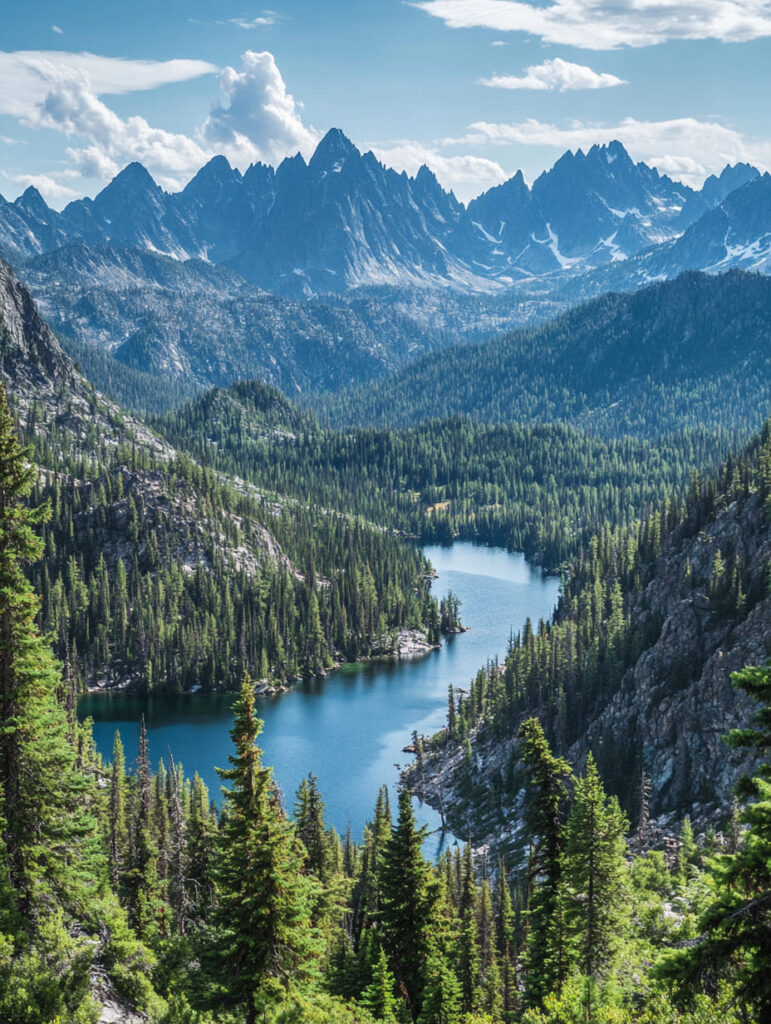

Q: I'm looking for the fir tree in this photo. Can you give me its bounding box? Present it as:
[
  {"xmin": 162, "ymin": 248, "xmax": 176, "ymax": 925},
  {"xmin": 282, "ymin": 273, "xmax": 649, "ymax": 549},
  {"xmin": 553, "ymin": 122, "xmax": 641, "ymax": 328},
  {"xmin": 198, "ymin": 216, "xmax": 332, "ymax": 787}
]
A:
[
  {"xmin": 0, "ymin": 385, "xmax": 101, "ymax": 921},
  {"xmin": 657, "ymin": 662, "xmax": 771, "ymax": 1018},
  {"xmin": 378, "ymin": 787, "xmax": 438, "ymax": 1020},
  {"xmin": 561, "ymin": 753, "xmax": 629, "ymax": 996},
  {"xmin": 518, "ymin": 717, "xmax": 572, "ymax": 1007},
  {"xmin": 212, "ymin": 675, "xmax": 319, "ymax": 1022}
]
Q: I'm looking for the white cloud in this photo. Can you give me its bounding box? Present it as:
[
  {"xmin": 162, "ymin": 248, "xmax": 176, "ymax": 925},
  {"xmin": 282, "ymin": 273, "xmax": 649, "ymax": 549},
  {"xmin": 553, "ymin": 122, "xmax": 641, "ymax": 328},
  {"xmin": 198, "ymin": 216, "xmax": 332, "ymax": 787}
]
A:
[
  {"xmin": 35, "ymin": 70, "xmax": 211, "ymax": 190},
  {"xmin": 51, "ymin": 25, "xmax": 63, "ymax": 35},
  {"xmin": 414, "ymin": 0, "xmax": 771, "ymax": 49},
  {"xmin": 449, "ymin": 116, "xmax": 771, "ymax": 186},
  {"xmin": 370, "ymin": 140, "xmax": 507, "ymax": 202},
  {"xmin": 491, "ymin": 39, "xmax": 507, "ymax": 45},
  {"xmin": 201, "ymin": 50, "xmax": 318, "ymax": 165},
  {"xmin": 481, "ymin": 58, "xmax": 625, "ymax": 91},
  {"xmin": 11, "ymin": 172, "xmax": 79, "ymax": 203},
  {"xmin": 230, "ymin": 15, "xmax": 275, "ymax": 28},
  {"xmin": 0, "ymin": 50, "xmax": 217, "ymax": 120},
  {"xmin": 0, "ymin": 49, "xmax": 319, "ymax": 202}
]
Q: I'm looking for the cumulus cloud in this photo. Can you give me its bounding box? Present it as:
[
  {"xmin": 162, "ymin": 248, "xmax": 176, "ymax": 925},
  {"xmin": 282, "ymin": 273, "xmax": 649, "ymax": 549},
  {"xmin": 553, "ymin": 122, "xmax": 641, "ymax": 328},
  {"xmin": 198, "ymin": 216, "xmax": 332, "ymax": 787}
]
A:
[
  {"xmin": 448, "ymin": 116, "xmax": 771, "ymax": 186},
  {"xmin": 481, "ymin": 58, "xmax": 625, "ymax": 91},
  {"xmin": 35, "ymin": 70, "xmax": 210, "ymax": 190},
  {"xmin": 201, "ymin": 50, "xmax": 319, "ymax": 165},
  {"xmin": 370, "ymin": 140, "xmax": 507, "ymax": 202},
  {"xmin": 413, "ymin": 0, "xmax": 771, "ymax": 49},
  {"xmin": 0, "ymin": 49, "xmax": 320, "ymax": 202},
  {"xmin": 0, "ymin": 50, "xmax": 216, "ymax": 120}
]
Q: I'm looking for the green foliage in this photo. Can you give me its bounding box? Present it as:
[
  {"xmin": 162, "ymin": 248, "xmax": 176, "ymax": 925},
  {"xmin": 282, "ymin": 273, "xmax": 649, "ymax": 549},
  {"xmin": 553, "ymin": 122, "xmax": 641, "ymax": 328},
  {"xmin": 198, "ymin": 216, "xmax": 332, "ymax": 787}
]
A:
[
  {"xmin": 321, "ymin": 270, "xmax": 771, "ymax": 444},
  {"xmin": 210, "ymin": 676, "xmax": 320, "ymax": 1021},
  {"xmin": 656, "ymin": 662, "xmax": 771, "ymax": 1019}
]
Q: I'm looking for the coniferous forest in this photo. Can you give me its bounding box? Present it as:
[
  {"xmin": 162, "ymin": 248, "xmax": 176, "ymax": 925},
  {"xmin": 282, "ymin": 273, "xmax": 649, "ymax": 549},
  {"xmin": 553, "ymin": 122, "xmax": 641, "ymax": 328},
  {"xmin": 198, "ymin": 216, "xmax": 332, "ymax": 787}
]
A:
[
  {"xmin": 2, "ymin": 372, "xmax": 771, "ymax": 1021},
  {"xmin": 0, "ymin": 137, "xmax": 769, "ymax": 1021}
]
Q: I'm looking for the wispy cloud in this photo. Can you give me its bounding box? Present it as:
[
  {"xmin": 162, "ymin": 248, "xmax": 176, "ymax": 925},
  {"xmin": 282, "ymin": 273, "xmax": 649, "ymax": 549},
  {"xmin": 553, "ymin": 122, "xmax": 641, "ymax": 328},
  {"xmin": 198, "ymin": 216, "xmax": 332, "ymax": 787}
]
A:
[
  {"xmin": 11, "ymin": 172, "xmax": 79, "ymax": 203},
  {"xmin": 0, "ymin": 50, "xmax": 217, "ymax": 120},
  {"xmin": 230, "ymin": 14, "xmax": 276, "ymax": 28},
  {"xmin": 414, "ymin": 0, "xmax": 771, "ymax": 49},
  {"xmin": 51, "ymin": 25, "xmax": 63, "ymax": 35},
  {"xmin": 481, "ymin": 58, "xmax": 626, "ymax": 91},
  {"xmin": 447, "ymin": 116, "xmax": 771, "ymax": 186}
]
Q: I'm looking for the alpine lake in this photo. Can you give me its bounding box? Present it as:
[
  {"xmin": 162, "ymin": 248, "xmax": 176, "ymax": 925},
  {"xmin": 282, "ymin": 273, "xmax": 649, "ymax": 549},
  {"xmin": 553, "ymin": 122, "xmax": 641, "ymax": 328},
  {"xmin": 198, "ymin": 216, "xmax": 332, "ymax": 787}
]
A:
[{"xmin": 79, "ymin": 542, "xmax": 560, "ymax": 857}]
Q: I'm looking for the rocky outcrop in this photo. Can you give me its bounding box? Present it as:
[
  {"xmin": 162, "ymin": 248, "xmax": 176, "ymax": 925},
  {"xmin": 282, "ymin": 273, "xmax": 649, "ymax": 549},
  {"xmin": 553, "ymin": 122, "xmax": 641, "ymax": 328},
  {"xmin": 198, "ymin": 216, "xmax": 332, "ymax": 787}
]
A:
[
  {"xmin": 414, "ymin": 447, "xmax": 771, "ymax": 853},
  {"xmin": 571, "ymin": 491, "xmax": 770, "ymax": 814}
]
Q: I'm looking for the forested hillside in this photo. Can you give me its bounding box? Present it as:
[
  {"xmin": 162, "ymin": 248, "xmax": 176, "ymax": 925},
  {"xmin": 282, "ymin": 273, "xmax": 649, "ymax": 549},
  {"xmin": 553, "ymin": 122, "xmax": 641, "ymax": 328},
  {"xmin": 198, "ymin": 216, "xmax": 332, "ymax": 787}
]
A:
[
  {"xmin": 323, "ymin": 271, "xmax": 771, "ymax": 439},
  {"xmin": 0, "ymin": 255, "xmax": 437, "ymax": 693},
  {"xmin": 158, "ymin": 379, "xmax": 731, "ymax": 568},
  {"xmin": 412, "ymin": 420, "xmax": 771, "ymax": 851},
  {"xmin": 2, "ymin": 383, "xmax": 770, "ymax": 1023}
]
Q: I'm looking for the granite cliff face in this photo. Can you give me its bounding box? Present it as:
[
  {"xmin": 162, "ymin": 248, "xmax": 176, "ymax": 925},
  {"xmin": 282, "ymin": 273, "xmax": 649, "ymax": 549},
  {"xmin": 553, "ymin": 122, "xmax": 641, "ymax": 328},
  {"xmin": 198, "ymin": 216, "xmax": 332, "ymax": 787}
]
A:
[
  {"xmin": 413, "ymin": 434, "xmax": 771, "ymax": 850},
  {"xmin": 571, "ymin": 488, "xmax": 770, "ymax": 818}
]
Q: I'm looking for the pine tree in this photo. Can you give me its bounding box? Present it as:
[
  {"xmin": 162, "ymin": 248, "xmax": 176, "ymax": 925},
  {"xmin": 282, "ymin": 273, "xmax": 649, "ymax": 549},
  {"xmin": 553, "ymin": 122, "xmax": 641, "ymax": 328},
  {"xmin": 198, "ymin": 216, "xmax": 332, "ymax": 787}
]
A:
[
  {"xmin": 417, "ymin": 951, "xmax": 462, "ymax": 1024},
  {"xmin": 212, "ymin": 675, "xmax": 319, "ymax": 1022},
  {"xmin": 379, "ymin": 787, "xmax": 438, "ymax": 1020},
  {"xmin": 361, "ymin": 946, "xmax": 399, "ymax": 1023},
  {"xmin": 561, "ymin": 753, "xmax": 629, "ymax": 997},
  {"xmin": 108, "ymin": 730, "xmax": 128, "ymax": 891},
  {"xmin": 0, "ymin": 385, "xmax": 101, "ymax": 921},
  {"xmin": 657, "ymin": 662, "xmax": 771, "ymax": 1018},
  {"xmin": 295, "ymin": 772, "xmax": 328, "ymax": 881},
  {"xmin": 518, "ymin": 717, "xmax": 572, "ymax": 1007}
]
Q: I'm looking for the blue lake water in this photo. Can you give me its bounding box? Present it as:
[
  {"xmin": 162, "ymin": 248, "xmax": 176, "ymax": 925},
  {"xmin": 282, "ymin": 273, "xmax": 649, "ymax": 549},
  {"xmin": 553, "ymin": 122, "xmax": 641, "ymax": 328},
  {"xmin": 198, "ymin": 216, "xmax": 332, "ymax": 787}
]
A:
[{"xmin": 78, "ymin": 542, "xmax": 560, "ymax": 856}]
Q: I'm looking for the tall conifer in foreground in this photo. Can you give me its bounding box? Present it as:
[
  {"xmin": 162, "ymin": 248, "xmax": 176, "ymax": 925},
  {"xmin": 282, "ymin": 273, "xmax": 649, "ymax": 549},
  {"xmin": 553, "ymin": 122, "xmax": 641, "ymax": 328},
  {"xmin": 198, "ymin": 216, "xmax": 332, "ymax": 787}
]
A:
[
  {"xmin": 379, "ymin": 786, "xmax": 438, "ymax": 1020},
  {"xmin": 561, "ymin": 752, "xmax": 629, "ymax": 1012},
  {"xmin": 212, "ymin": 675, "xmax": 319, "ymax": 1023},
  {"xmin": 518, "ymin": 717, "xmax": 572, "ymax": 1007},
  {"xmin": 0, "ymin": 384, "xmax": 100, "ymax": 921}
]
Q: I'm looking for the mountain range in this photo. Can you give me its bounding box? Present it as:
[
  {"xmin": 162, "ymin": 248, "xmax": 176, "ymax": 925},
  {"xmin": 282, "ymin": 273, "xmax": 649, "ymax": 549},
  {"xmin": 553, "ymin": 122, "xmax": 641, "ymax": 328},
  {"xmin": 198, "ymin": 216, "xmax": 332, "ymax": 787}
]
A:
[{"xmin": 1, "ymin": 130, "xmax": 767, "ymax": 300}]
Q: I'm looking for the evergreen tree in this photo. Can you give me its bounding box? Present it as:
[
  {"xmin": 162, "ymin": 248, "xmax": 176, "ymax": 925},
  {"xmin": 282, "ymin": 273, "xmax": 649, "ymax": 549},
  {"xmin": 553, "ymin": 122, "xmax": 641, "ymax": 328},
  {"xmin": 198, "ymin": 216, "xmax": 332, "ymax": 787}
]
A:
[
  {"xmin": 0, "ymin": 385, "xmax": 101, "ymax": 921},
  {"xmin": 212, "ymin": 676, "xmax": 319, "ymax": 1022},
  {"xmin": 657, "ymin": 662, "xmax": 771, "ymax": 1018},
  {"xmin": 378, "ymin": 787, "xmax": 438, "ymax": 1020},
  {"xmin": 518, "ymin": 717, "xmax": 573, "ymax": 1007},
  {"xmin": 417, "ymin": 951, "xmax": 462, "ymax": 1024},
  {"xmin": 561, "ymin": 753, "xmax": 629, "ymax": 997},
  {"xmin": 360, "ymin": 946, "xmax": 398, "ymax": 1023},
  {"xmin": 108, "ymin": 730, "xmax": 128, "ymax": 891}
]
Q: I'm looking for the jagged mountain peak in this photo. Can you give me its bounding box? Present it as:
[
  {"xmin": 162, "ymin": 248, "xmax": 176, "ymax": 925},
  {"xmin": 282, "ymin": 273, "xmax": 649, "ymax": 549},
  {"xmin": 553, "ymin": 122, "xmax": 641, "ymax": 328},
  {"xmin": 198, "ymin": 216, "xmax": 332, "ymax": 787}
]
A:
[
  {"xmin": 309, "ymin": 127, "xmax": 360, "ymax": 172},
  {"xmin": 96, "ymin": 161, "xmax": 159, "ymax": 200},
  {"xmin": 701, "ymin": 161, "xmax": 761, "ymax": 206},
  {"xmin": 15, "ymin": 185, "xmax": 50, "ymax": 219},
  {"xmin": 182, "ymin": 154, "xmax": 241, "ymax": 196}
]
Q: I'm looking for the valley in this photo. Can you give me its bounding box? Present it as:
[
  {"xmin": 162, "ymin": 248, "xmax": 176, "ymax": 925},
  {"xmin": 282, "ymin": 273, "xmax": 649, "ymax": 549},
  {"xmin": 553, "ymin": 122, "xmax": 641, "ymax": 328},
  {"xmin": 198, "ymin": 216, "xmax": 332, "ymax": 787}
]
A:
[{"xmin": 0, "ymin": 125, "xmax": 769, "ymax": 1024}]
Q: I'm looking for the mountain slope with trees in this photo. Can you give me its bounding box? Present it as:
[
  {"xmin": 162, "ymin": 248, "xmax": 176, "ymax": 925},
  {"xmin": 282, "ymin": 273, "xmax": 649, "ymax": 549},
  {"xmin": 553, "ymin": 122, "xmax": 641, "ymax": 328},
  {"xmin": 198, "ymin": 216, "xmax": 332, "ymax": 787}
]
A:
[
  {"xmin": 0, "ymin": 255, "xmax": 437, "ymax": 693},
  {"xmin": 411, "ymin": 419, "xmax": 771, "ymax": 852},
  {"xmin": 323, "ymin": 270, "xmax": 771, "ymax": 440}
]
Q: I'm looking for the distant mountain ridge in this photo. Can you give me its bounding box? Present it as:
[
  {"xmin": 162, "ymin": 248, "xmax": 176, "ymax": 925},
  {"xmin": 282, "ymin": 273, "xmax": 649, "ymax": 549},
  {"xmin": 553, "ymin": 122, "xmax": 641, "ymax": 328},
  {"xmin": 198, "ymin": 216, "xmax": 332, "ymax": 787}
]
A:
[
  {"xmin": 0, "ymin": 130, "xmax": 765, "ymax": 297},
  {"xmin": 322, "ymin": 270, "xmax": 771, "ymax": 439}
]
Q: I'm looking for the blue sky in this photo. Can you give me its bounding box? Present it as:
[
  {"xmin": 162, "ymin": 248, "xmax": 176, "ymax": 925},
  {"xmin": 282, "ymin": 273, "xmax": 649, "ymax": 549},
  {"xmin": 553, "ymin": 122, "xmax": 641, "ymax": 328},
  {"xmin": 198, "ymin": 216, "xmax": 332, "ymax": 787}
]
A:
[{"xmin": 1, "ymin": 0, "xmax": 769, "ymax": 206}]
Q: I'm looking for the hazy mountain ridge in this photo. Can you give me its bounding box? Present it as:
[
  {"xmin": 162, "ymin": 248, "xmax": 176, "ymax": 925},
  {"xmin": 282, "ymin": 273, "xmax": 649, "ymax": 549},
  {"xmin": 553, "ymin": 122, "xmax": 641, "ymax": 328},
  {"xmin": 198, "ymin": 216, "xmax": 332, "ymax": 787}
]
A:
[{"xmin": 322, "ymin": 270, "xmax": 771, "ymax": 439}]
